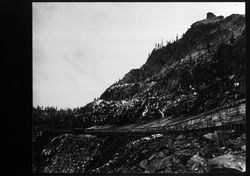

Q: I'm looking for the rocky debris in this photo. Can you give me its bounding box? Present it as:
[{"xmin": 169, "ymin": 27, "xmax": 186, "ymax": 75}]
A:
[
  {"xmin": 176, "ymin": 134, "xmax": 185, "ymax": 140},
  {"xmin": 34, "ymin": 134, "xmax": 103, "ymax": 173},
  {"xmin": 208, "ymin": 153, "xmax": 246, "ymax": 172},
  {"xmin": 225, "ymin": 133, "xmax": 246, "ymax": 150},
  {"xmin": 203, "ymin": 132, "xmax": 215, "ymax": 141},
  {"xmin": 187, "ymin": 154, "xmax": 207, "ymax": 166},
  {"xmin": 33, "ymin": 130, "xmax": 246, "ymax": 173},
  {"xmin": 186, "ymin": 154, "xmax": 208, "ymax": 172},
  {"xmin": 147, "ymin": 155, "xmax": 172, "ymax": 172},
  {"xmin": 174, "ymin": 149, "xmax": 196, "ymax": 164},
  {"xmin": 92, "ymin": 131, "xmax": 245, "ymax": 173}
]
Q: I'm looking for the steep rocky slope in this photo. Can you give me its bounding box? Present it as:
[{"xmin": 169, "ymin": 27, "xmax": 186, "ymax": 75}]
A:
[
  {"xmin": 33, "ymin": 13, "xmax": 246, "ymax": 174},
  {"xmin": 75, "ymin": 13, "xmax": 245, "ymax": 127}
]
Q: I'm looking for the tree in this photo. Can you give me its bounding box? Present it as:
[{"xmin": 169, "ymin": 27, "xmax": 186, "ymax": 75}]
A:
[{"xmin": 166, "ymin": 40, "xmax": 171, "ymax": 47}]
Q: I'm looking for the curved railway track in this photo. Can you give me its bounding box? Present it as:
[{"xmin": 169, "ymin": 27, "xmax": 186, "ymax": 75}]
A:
[{"xmin": 84, "ymin": 99, "xmax": 246, "ymax": 135}]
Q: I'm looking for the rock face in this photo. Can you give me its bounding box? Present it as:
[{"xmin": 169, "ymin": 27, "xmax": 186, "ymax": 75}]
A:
[
  {"xmin": 73, "ymin": 13, "xmax": 245, "ymax": 127},
  {"xmin": 207, "ymin": 12, "xmax": 216, "ymax": 19}
]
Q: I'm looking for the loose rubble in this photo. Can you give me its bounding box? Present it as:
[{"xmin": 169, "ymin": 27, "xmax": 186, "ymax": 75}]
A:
[{"xmin": 33, "ymin": 130, "xmax": 245, "ymax": 173}]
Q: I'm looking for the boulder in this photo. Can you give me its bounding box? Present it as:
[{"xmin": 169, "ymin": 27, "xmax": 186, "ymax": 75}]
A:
[
  {"xmin": 203, "ymin": 132, "xmax": 218, "ymax": 141},
  {"xmin": 139, "ymin": 159, "xmax": 148, "ymax": 169},
  {"xmin": 175, "ymin": 149, "xmax": 196, "ymax": 164},
  {"xmin": 226, "ymin": 133, "xmax": 246, "ymax": 150},
  {"xmin": 241, "ymin": 145, "xmax": 246, "ymax": 151},
  {"xmin": 176, "ymin": 134, "xmax": 184, "ymax": 140},
  {"xmin": 203, "ymin": 133, "xmax": 214, "ymax": 140},
  {"xmin": 144, "ymin": 169, "xmax": 152, "ymax": 173},
  {"xmin": 182, "ymin": 143, "xmax": 192, "ymax": 150},
  {"xmin": 158, "ymin": 151, "xmax": 166, "ymax": 158},
  {"xmin": 208, "ymin": 154, "xmax": 246, "ymax": 172},
  {"xmin": 187, "ymin": 154, "xmax": 207, "ymax": 166},
  {"xmin": 148, "ymin": 155, "xmax": 172, "ymax": 171},
  {"xmin": 240, "ymin": 133, "xmax": 246, "ymax": 140},
  {"xmin": 193, "ymin": 143, "xmax": 201, "ymax": 149},
  {"xmin": 189, "ymin": 163, "xmax": 199, "ymax": 171}
]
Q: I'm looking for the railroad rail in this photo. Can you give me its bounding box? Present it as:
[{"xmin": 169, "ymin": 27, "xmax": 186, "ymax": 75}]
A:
[{"xmin": 84, "ymin": 99, "xmax": 246, "ymax": 135}]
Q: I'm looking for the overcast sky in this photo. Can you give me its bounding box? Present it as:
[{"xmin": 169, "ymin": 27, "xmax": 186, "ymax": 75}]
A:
[{"xmin": 33, "ymin": 2, "xmax": 245, "ymax": 109}]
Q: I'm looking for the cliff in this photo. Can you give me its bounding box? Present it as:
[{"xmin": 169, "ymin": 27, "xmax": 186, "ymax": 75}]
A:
[{"xmin": 75, "ymin": 13, "xmax": 245, "ymax": 126}]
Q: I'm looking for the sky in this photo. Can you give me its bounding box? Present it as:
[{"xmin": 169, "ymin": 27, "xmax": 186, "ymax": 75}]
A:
[{"xmin": 33, "ymin": 2, "xmax": 245, "ymax": 109}]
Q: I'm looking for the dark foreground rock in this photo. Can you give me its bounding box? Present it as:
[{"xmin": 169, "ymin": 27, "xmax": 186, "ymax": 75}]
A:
[
  {"xmin": 33, "ymin": 133, "xmax": 104, "ymax": 173},
  {"xmin": 33, "ymin": 130, "xmax": 245, "ymax": 173}
]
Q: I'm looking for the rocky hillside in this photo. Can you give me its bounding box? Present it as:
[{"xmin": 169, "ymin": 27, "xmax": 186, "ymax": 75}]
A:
[
  {"xmin": 33, "ymin": 13, "xmax": 246, "ymax": 174},
  {"xmin": 75, "ymin": 13, "xmax": 245, "ymax": 127},
  {"xmin": 33, "ymin": 130, "xmax": 246, "ymax": 173}
]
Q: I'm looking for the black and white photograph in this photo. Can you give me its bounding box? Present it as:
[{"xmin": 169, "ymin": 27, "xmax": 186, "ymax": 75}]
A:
[{"xmin": 32, "ymin": 2, "xmax": 246, "ymax": 173}]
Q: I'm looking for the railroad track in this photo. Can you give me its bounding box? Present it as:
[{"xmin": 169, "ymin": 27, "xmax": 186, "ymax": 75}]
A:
[{"xmin": 85, "ymin": 99, "xmax": 246, "ymax": 135}]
